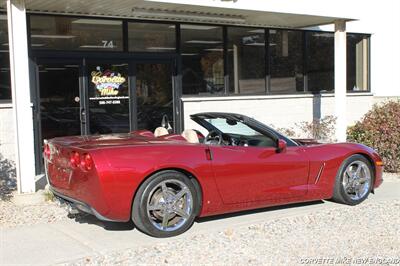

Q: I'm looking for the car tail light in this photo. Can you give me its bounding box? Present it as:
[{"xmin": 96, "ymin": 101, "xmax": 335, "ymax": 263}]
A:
[
  {"xmin": 80, "ymin": 153, "xmax": 94, "ymax": 171},
  {"xmin": 43, "ymin": 143, "xmax": 51, "ymax": 160},
  {"xmin": 70, "ymin": 151, "xmax": 81, "ymax": 168}
]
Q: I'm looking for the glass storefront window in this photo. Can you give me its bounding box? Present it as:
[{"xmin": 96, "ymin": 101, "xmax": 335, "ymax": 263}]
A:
[
  {"xmin": 306, "ymin": 32, "xmax": 334, "ymax": 92},
  {"xmin": 128, "ymin": 22, "xmax": 176, "ymax": 52},
  {"xmin": 181, "ymin": 24, "xmax": 224, "ymax": 95},
  {"xmin": 347, "ymin": 33, "xmax": 370, "ymax": 91},
  {"xmin": 30, "ymin": 16, "xmax": 123, "ymax": 51},
  {"xmin": 227, "ymin": 27, "xmax": 265, "ymax": 94},
  {"xmin": 88, "ymin": 63, "xmax": 130, "ymax": 134},
  {"xmin": 27, "ymin": 15, "xmax": 371, "ymax": 98},
  {"xmin": 0, "ymin": 13, "xmax": 11, "ymax": 100},
  {"xmin": 270, "ymin": 30, "xmax": 304, "ymax": 94}
]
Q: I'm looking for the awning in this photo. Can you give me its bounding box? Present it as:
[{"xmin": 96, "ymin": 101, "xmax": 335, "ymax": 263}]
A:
[{"xmin": 1, "ymin": 0, "xmax": 354, "ymax": 28}]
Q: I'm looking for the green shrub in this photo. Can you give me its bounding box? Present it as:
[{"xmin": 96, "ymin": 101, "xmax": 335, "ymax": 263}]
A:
[{"xmin": 347, "ymin": 100, "xmax": 400, "ymax": 173}]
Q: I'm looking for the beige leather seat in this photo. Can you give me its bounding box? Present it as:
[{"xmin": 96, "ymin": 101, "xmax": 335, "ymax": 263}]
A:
[
  {"xmin": 181, "ymin": 129, "xmax": 199, "ymax": 143},
  {"xmin": 154, "ymin": 127, "xmax": 169, "ymax": 137}
]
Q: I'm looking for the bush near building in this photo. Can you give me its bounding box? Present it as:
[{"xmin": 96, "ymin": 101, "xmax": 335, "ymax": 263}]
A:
[
  {"xmin": 275, "ymin": 115, "xmax": 337, "ymax": 142},
  {"xmin": 347, "ymin": 100, "xmax": 400, "ymax": 173},
  {"xmin": 297, "ymin": 115, "xmax": 336, "ymax": 142}
]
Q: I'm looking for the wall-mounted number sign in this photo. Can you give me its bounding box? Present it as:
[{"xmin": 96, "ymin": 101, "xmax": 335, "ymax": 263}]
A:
[{"xmin": 102, "ymin": 40, "xmax": 114, "ymax": 48}]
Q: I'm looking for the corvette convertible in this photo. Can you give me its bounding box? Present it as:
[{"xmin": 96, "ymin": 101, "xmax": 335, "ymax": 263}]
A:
[{"xmin": 44, "ymin": 112, "xmax": 383, "ymax": 237}]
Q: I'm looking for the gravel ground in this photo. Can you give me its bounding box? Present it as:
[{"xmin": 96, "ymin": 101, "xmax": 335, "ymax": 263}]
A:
[
  {"xmin": 1, "ymin": 173, "xmax": 398, "ymax": 265},
  {"xmin": 65, "ymin": 200, "xmax": 400, "ymax": 266},
  {"xmin": 0, "ymin": 197, "xmax": 69, "ymax": 228},
  {"xmin": 384, "ymin": 172, "xmax": 400, "ymax": 182}
]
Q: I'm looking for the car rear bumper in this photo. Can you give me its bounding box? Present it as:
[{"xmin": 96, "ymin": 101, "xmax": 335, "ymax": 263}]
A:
[{"xmin": 49, "ymin": 186, "xmax": 123, "ymax": 222}]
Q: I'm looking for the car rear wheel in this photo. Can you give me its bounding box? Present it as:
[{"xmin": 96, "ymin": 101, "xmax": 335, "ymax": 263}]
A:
[
  {"xmin": 332, "ymin": 154, "xmax": 373, "ymax": 205},
  {"xmin": 132, "ymin": 170, "xmax": 200, "ymax": 237}
]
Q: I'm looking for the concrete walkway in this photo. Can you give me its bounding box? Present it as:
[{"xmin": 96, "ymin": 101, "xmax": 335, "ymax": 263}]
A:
[{"xmin": 1, "ymin": 181, "xmax": 399, "ymax": 265}]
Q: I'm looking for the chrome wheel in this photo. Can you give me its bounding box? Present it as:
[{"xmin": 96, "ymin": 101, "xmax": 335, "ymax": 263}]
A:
[
  {"xmin": 342, "ymin": 160, "xmax": 371, "ymax": 201},
  {"xmin": 146, "ymin": 179, "xmax": 193, "ymax": 232}
]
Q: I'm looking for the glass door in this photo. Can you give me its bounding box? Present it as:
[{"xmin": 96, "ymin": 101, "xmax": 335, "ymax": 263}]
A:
[
  {"xmin": 38, "ymin": 62, "xmax": 82, "ymax": 141},
  {"xmin": 87, "ymin": 62, "xmax": 131, "ymax": 134},
  {"xmin": 135, "ymin": 62, "xmax": 175, "ymax": 132}
]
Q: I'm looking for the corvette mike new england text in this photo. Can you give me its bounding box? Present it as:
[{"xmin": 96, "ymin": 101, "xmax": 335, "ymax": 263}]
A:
[{"xmin": 299, "ymin": 256, "xmax": 400, "ymax": 264}]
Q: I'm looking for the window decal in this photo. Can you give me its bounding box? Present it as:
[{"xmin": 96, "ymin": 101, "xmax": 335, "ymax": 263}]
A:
[{"xmin": 91, "ymin": 67, "xmax": 126, "ymax": 97}]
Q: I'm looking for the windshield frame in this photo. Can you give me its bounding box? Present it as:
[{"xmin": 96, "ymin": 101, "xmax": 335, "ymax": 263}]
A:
[{"xmin": 190, "ymin": 112, "xmax": 299, "ymax": 147}]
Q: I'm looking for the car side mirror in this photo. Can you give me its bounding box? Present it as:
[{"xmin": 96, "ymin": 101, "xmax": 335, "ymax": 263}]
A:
[{"xmin": 277, "ymin": 139, "xmax": 287, "ymax": 153}]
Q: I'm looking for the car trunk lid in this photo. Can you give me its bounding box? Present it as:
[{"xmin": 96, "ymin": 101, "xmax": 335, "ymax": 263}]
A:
[{"xmin": 48, "ymin": 133, "xmax": 151, "ymax": 150}]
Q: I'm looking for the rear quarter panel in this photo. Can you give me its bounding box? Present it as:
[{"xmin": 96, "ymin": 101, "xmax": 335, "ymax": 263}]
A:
[{"xmin": 97, "ymin": 144, "xmax": 222, "ymax": 221}]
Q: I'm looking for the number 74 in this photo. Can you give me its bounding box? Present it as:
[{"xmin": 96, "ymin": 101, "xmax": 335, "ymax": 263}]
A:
[{"xmin": 102, "ymin": 40, "xmax": 114, "ymax": 48}]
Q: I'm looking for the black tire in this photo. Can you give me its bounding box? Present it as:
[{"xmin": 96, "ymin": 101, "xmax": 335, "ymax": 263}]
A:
[
  {"xmin": 131, "ymin": 170, "xmax": 201, "ymax": 238},
  {"xmin": 332, "ymin": 154, "xmax": 374, "ymax": 205}
]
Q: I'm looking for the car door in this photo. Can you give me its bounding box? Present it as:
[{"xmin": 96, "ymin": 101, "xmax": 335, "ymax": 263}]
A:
[{"xmin": 209, "ymin": 144, "xmax": 309, "ymax": 204}]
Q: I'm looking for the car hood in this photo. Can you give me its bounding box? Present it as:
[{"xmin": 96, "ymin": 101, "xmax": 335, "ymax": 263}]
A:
[{"xmin": 293, "ymin": 138, "xmax": 322, "ymax": 146}]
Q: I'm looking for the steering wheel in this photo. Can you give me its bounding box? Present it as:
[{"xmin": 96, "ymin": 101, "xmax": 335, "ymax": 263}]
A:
[{"xmin": 204, "ymin": 130, "xmax": 223, "ymax": 145}]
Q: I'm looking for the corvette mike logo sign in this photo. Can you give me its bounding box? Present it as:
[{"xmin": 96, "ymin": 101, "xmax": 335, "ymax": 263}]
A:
[{"xmin": 91, "ymin": 68, "xmax": 126, "ymax": 96}]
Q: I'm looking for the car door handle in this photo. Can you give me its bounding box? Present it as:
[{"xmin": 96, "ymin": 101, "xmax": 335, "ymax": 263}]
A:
[
  {"xmin": 205, "ymin": 148, "xmax": 213, "ymax": 161},
  {"xmin": 80, "ymin": 109, "xmax": 86, "ymax": 123}
]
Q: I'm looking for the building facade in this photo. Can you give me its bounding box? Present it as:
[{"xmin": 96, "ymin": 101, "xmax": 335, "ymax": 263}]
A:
[{"xmin": 0, "ymin": 0, "xmax": 399, "ymax": 193}]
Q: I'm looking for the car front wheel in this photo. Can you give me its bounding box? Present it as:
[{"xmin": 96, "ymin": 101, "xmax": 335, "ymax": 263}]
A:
[
  {"xmin": 332, "ymin": 154, "xmax": 373, "ymax": 205},
  {"xmin": 132, "ymin": 170, "xmax": 200, "ymax": 237}
]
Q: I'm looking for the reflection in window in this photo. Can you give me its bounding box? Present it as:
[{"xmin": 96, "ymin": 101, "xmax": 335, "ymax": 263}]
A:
[
  {"xmin": 347, "ymin": 34, "xmax": 370, "ymax": 91},
  {"xmin": 227, "ymin": 27, "xmax": 265, "ymax": 94},
  {"xmin": 206, "ymin": 117, "xmax": 275, "ymax": 147},
  {"xmin": 306, "ymin": 32, "xmax": 334, "ymax": 92},
  {"xmin": 181, "ymin": 24, "xmax": 224, "ymax": 95},
  {"xmin": 128, "ymin": 22, "xmax": 176, "ymax": 52},
  {"xmin": 136, "ymin": 63, "xmax": 173, "ymax": 132},
  {"xmin": 270, "ymin": 30, "xmax": 304, "ymax": 94},
  {"xmin": 0, "ymin": 14, "xmax": 11, "ymax": 100},
  {"xmin": 38, "ymin": 64, "xmax": 81, "ymax": 140},
  {"xmin": 30, "ymin": 16, "xmax": 123, "ymax": 51},
  {"xmin": 207, "ymin": 118, "xmax": 260, "ymax": 136}
]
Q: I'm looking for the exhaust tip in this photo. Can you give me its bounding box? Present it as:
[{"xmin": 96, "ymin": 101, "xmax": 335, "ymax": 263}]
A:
[{"xmin": 66, "ymin": 204, "xmax": 80, "ymax": 215}]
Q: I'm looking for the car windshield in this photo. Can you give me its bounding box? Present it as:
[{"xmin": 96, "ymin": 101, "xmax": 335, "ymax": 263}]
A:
[
  {"xmin": 204, "ymin": 117, "xmax": 277, "ymax": 147},
  {"xmin": 205, "ymin": 118, "xmax": 261, "ymax": 136}
]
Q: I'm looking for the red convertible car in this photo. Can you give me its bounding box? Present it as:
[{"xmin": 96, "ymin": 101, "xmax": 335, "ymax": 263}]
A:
[{"xmin": 45, "ymin": 112, "xmax": 383, "ymax": 237}]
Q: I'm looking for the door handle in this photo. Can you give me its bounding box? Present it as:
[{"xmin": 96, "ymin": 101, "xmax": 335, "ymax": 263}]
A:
[
  {"xmin": 80, "ymin": 109, "xmax": 86, "ymax": 123},
  {"xmin": 205, "ymin": 148, "xmax": 213, "ymax": 161}
]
